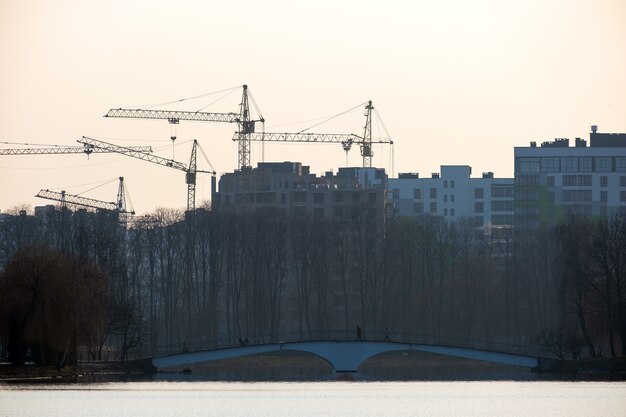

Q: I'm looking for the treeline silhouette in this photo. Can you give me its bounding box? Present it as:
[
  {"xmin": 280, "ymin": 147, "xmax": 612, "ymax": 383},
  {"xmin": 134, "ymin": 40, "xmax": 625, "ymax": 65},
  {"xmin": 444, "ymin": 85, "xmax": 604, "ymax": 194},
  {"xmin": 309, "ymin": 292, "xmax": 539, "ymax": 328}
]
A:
[{"xmin": 1, "ymin": 206, "xmax": 624, "ymax": 364}]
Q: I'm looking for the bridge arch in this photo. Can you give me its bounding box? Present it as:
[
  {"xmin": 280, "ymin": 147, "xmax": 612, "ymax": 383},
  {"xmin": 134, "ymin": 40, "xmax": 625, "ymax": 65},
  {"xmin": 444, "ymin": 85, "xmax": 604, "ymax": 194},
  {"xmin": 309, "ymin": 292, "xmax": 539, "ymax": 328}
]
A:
[{"xmin": 151, "ymin": 341, "xmax": 539, "ymax": 373}]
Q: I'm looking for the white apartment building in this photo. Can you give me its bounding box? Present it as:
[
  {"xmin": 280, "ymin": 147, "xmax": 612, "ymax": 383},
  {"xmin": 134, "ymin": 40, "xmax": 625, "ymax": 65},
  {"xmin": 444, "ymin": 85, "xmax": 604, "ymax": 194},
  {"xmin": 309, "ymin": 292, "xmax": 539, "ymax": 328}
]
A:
[{"xmin": 388, "ymin": 165, "xmax": 514, "ymax": 230}]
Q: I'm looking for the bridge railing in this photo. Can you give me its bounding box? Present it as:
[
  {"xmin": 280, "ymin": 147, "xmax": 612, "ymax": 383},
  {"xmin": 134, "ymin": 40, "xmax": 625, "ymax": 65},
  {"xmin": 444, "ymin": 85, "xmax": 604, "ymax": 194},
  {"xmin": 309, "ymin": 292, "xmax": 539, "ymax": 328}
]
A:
[{"xmin": 150, "ymin": 330, "xmax": 544, "ymax": 358}]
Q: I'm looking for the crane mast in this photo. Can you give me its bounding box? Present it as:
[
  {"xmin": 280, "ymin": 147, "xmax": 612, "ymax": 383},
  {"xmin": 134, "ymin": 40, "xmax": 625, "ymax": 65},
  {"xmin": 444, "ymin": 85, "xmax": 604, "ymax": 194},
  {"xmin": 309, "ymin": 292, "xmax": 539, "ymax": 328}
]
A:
[
  {"xmin": 362, "ymin": 100, "xmax": 374, "ymax": 168},
  {"xmin": 104, "ymin": 84, "xmax": 263, "ymax": 170}
]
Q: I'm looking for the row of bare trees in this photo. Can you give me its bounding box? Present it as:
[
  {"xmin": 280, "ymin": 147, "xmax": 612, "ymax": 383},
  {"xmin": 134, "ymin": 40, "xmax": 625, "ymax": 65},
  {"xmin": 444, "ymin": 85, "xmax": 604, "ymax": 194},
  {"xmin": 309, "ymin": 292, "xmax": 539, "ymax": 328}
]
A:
[
  {"xmin": 1, "ymin": 206, "xmax": 624, "ymax": 363},
  {"xmin": 547, "ymin": 214, "xmax": 626, "ymax": 358}
]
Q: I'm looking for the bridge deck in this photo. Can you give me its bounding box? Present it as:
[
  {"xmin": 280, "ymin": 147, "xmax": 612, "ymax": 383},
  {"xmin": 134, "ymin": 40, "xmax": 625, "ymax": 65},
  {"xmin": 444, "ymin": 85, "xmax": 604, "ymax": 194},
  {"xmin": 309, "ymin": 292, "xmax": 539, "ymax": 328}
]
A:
[{"xmin": 152, "ymin": 340, "xmax": 539, "ymax": 372}]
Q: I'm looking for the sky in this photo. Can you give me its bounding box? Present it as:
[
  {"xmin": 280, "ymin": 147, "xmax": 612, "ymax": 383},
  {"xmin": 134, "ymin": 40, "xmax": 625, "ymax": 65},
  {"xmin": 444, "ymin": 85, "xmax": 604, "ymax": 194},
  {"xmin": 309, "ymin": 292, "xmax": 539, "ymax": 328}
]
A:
[{"xmin": 1, "ymin": 0, "xmax": 625, "ymax": 215}]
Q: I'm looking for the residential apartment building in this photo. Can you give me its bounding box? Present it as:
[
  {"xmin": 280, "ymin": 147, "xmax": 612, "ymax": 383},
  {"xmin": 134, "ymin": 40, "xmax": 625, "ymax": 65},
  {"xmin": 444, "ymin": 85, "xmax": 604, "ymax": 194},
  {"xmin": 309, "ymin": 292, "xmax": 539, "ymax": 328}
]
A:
[
  {"xmin": 514, "ymin": 126, "xmax": 626, "ymax": 230},
  {"xmin": 213, "ymin": 162, "xmax": 388, "ymax": 222},
  {"xmin": 388, "ymin": 165, "xmax": 514, "ymax": 231}
]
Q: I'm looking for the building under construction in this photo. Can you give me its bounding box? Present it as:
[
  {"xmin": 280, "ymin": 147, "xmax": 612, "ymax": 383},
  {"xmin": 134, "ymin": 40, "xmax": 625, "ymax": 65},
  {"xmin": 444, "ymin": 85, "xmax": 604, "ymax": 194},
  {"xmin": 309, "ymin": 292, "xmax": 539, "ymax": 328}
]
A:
[{"xmin": 212, "ymin": 162, "xmax": 389, "ymax": 222}]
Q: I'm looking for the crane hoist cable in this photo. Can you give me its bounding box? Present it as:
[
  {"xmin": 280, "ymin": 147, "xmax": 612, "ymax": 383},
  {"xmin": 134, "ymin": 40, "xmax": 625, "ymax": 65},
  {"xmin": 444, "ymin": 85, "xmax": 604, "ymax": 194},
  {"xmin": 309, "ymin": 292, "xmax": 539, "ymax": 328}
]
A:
[
  {"xmin": 297, "ymin": 102, "xmax": 367, "ymax": 134},
  {"xmin": 74, "ymin": 177, "xmax": 119, "ymax": 197},
  {"xmin": 122, "ymin": 85, "xmax": 241, "ymax": 110}
]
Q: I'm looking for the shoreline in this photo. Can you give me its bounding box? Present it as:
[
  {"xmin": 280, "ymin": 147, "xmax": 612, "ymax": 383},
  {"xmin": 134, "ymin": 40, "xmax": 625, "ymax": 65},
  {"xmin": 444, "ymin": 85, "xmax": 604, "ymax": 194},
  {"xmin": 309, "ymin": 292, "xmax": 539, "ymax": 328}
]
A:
[
  {"xmin": 2, "ymin": 355, "xmax": 626, "ymax": 383},
  {"xmin": 0, "ymin": 361, "xmax": 149, "ymax": 383}
]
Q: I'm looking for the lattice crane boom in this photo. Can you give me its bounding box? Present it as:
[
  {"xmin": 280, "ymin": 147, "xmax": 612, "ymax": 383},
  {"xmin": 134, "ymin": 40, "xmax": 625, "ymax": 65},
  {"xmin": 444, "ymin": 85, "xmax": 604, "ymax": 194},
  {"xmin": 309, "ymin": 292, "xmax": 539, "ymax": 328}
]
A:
[
  {"xmin": 36, "ymin": 189, "xmax": 118, "ymax": 211},
  {"xmin": 0, "ymin": 144, "xmax": 152, "ymax": 155},
  {"xmin": 78, "ymin": 136, "xmax": 188, "ymax": 171},
  {"xmin": 77, "ymin": 137, "xmax": 214, "ymax": 212},
  {"xmin": 105, "ymin": 108, "xmax": 239, "ymax": 124},
  {"xmin": 104, "ymin": 84, "xmax": 264, "ymax": 169},
  {"xmin": 235, "ymin": 101, "xmax": 392, "ymax": 168},
  {"xmin": 35, "ymin": 177, "xmax": 134, "ymax": 214}
]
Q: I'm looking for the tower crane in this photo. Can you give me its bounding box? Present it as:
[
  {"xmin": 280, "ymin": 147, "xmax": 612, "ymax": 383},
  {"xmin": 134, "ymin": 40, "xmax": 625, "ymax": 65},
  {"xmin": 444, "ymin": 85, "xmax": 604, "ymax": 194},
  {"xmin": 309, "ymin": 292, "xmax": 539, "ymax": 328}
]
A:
[
  {"xmin": 0, "ymin": 143, "xmax": 152, "ymax": 156},
  {"xmin": 236, "ymin": 101, "xmax": 392, "ymax": 168},
  {"xmin": 77, "ymin": 136, "xmax": 215, "ymax": 212},
  {"xmin": 104, "ymin": 84, "xmax": 264, "ymax": 169},
  {"xmin": 35, "ymin": 177, "xmax": 135, "ymax": 215}
]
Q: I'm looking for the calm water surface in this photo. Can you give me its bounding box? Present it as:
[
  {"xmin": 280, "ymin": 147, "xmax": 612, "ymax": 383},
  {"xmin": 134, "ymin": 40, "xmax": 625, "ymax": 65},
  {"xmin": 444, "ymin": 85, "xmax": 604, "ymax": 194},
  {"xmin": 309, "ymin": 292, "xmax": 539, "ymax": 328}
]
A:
[{"xmin": 2, "ymin": 380, "xmax": 626, "ymax": 417}]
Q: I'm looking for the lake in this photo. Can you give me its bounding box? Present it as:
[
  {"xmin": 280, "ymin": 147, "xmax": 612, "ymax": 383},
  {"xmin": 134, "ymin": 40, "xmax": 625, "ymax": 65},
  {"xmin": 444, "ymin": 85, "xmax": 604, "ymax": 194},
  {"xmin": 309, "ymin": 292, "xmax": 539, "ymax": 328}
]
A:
[{"xmin": 2, "ymin": 380, "xmax": 626, "ymax": 417}]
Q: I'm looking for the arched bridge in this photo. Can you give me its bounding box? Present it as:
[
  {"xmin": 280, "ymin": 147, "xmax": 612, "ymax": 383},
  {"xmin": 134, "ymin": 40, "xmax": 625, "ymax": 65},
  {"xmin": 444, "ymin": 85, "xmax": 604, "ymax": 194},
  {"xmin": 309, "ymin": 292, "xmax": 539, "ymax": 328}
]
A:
[{"xmin": 151, "ymin": 339, "xmax": 542, "ymax": 373}]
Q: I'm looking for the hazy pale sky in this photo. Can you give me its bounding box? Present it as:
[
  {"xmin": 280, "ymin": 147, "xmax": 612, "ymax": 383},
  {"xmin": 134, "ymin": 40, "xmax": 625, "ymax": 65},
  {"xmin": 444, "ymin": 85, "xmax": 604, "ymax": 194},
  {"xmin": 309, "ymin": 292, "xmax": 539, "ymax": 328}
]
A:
[{"xmin": 1, "ymin": 0, "xmax": 625, "ymax": 214}]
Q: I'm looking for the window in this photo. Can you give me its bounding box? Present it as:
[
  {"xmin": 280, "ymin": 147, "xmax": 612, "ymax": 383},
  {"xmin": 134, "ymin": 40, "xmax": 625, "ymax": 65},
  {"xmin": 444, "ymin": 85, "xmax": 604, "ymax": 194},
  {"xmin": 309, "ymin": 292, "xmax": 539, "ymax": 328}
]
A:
[
  {"xmin": 451, "ymin": 181, "xmax": 455, "ymax": 188},
  {"xmin": 474, "ymin": 202, "xmax": 484, "ymax": 213},
  {"xmin": 563, "ymin": 175, "xmax": 592, "ymax": 186},
  {"xmin": 578, "ymin": 175, "xmax": 592, "ymax": 186},
  {"xmin": 516, "ymin": 189, "xmax": 539, "ymax": 200},
  {"xmin": 515, "ymin": 175, "xmax": 539, "ymax": 185},
  {"xmin": 547, "ymin": 176, "xmax": 555, "ymax": 187},
  {"xmin": 334, "ymin": 192, "xmax": 344, "ymax": 202},
  {"xmin": 451, "ymin": 194, "xmax": 455, "ymax": 203},
  {"xmin": 474, "ymin": 188, "xmax": 484, "ymax": 199},
  {"xmin": 580, "ymin": 158, "xmax": 592, "ymax": 172},
  {"xmin": 601, "ymin": 191, "xmax": 607, "ymax": 202},
  {"xmin": 450, "ymin": 208, "xmax": 455, "ymax": 216},
  {"xmin": 281, "ymin": 194, "xmax": 286, "ymax": 204},
  {"xmin": 413, "ymin": 188, "xmax": 421, "ymax": 199},
  {"xmin": 562, "ymin": 190, "xmax": 592, "ymax": 202},
  {"xmin": 294, "ymin": 192, "xmax": 306, "ymax": 203},
  {"xmin": 474, "ymin": 216, "xmax": 484, "ymax": 227},
  {"xmin": 518, "ymin": 158, "xmax": 540, "ymax": 173},
  {"xmin": 430, "ymin": 188, "xmax": 437, "ymax": 199},
  {"xmin": 444, "ymin": 208, "xmax": 448, "ymax": 216},
  {"xmin": 601, "ymin": 176, "xmax": 608, "ymax": 187},
  {"xmin": 314, "ymin": 207, "xmax": 325, "ymax": 218},
  {"xmin": 563, "ymin": 175, "xmax": 577, "ymax": 186},
  {"xmin": 596, "ymin": 157, "xmax": 611, "ymax": 172},
  {"xmin": 621, "ymin": 191, "xmax": 626, "ymax": 202},
  {"xmin": 618, "ymin": 158, "xmax": 626, "ymax": 172},
  {"xmin": 492, "ymin": 201, "xmax": 514, "ymax": 212},
  {"xmin": 444, "ymin": 181, "xmax": 448, "ymax": 188},
  {"xmin": 444, "ymin": 194, "xmax": 448, "ymax": 202},
  {"xmin": 491, "ymin": 186, "xmax": 513, "ymax": 198},
  {"xmin": 413, "ymin": 202, "xmax": 423, "ymax": 214},
  {"xmin": 430, "ymin": 202, "xmax": 437, "ymax": 213},
  {"xmin": 621, "ymin": 176, "xmax": 626, "ymax": 187},
  {"xmin": 313, "ymin": 193, "xmax": 325, "ymax": 204},
  {"xmin": 563, "ymin": 158, "xmax": 575, "ymax": 172},
  {"xmin": 544, "ymin": 158, "xmax": 558, "ymax": 172}
]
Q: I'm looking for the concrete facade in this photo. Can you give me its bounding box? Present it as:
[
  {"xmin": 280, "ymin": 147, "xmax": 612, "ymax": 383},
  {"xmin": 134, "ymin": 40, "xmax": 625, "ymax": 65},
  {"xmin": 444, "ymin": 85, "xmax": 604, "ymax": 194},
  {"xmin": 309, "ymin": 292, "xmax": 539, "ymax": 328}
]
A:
[
  {"xmin": 213, "ymin": 162, "xmax": 388, "ymax": 222},
  {"xmin": 388, "ymin": 165, "xmax": 514, "ymax": 231}
]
